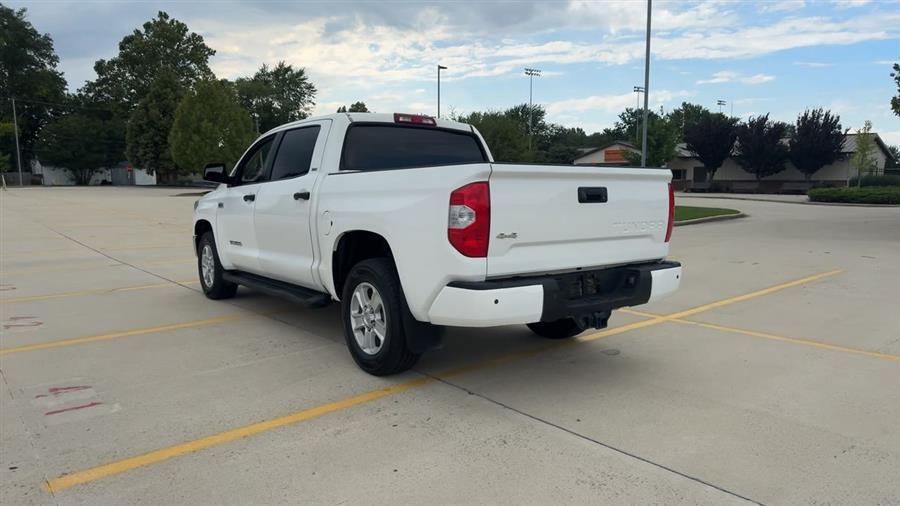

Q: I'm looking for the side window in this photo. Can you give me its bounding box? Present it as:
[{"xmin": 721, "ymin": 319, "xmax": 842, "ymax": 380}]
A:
[
  {"xmin": 231, "ymin": 136, "xmax": 275, "ymax": 185},
  {"xmin": 270, "ymin": 126, "xmax": 321, "ymax": 181}
]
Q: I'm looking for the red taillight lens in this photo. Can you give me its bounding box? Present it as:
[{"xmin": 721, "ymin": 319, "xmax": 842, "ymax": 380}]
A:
[
  {"xmin": 394, "ymin": 113, "xmax": 436, "ymax": 126},
  {"xmin": 448, "ymin": 182, "xmax": 490, "ymax": 257},
  {"xmin": 665, "ymin": 182, "xmax": 674, "ymax": 242}
]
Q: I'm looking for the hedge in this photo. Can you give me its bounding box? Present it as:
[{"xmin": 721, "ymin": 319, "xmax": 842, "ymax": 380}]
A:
[{"xmin": 807, "ymin": 186, "xmax": 900, "ymax": 204}]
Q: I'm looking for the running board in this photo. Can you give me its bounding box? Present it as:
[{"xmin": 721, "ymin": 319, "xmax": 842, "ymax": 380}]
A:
[{"xmin": 223, "ymin": 271, "xmax": 332, "ymax": 308}]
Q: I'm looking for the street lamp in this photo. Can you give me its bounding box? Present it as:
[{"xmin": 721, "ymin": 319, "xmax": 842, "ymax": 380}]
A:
[
  {"xmin": 525, "ymin": 67, "xmax": 542, "ymax": 150},
  {"xmin": 437, "ymin": 65, "xmax": 447, "ymax": 118},
  {"xmin": 633, "ymin": 86, "xmax": 645, "ymax": 144}
]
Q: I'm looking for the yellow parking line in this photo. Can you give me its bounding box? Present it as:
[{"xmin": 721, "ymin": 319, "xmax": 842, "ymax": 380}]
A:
[
  {"xmin": 0, "ymin": 314, "xmax": 250, "ymax": 356},
  {"xmin": 0, "ymin": 280, "xmax": 198, "ymax": 304},
  {"xmin": 42, "ymin": 269, "xmax": 842, "ymax": 492}
]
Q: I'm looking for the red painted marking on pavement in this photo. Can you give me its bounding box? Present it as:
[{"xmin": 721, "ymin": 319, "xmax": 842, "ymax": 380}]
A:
[
  {"xmin": 34, "ymin": 386, "xmax": 92, "ymax": 399},
  {"xmin": 44, "ymin": 402, "xmax": 103, "ymax": 416}
]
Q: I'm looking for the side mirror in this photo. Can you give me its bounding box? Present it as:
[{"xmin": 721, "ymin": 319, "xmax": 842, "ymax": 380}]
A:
[{"xmin": 203, "ymin": 163, "xmax": 227, "ymax": 184}]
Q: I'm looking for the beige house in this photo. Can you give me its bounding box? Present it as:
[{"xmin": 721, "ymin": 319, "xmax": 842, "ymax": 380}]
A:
[{"xmin": 575, "ymin": 134, "xmax": 894, "ymax": 193}]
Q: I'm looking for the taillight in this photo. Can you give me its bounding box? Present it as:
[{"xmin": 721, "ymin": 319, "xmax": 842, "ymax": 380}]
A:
[
  {"xmin": 394, "ymin": 113, "xmax": 436, "ymax": 126},
  {"xmin": 665, "ymin": 182, "xmax": 674, "ymax": 242},
  {"xmin": 448, "ymin": 182, "xmax": 490, "ymax": 257}
]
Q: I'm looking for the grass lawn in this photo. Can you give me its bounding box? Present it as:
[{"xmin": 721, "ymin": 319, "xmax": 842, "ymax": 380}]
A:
[{"xmin": 674, "ymin": 206, "xmax": 740, "ymax": 222}]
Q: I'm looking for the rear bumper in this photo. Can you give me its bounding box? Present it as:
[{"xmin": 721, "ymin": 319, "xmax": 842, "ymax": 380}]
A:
[{"xmin": 426, "ymin": 261, "xmax": 681, "ymax": 327}]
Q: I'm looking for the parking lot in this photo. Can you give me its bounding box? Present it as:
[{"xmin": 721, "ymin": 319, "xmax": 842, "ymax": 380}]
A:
[{"xmin": 1, "ymin": 186, "xmax": 898, "ymax": 505}]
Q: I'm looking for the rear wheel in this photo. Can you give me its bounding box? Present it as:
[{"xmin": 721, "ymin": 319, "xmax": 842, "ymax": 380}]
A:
[
  {"xmin": 341, "ymin": 258, "xmax": 421, "ymax": 376},
  {"xmin": 197, "ymin": 232, "xmax": 238, "ymax": 300},
  {"xmin": 527, "ymin": 318, "xmax": 585, "ymax": 339}
]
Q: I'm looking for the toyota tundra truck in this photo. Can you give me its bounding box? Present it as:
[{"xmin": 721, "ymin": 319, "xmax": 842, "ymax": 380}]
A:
[{"xmin": 193, "ymin": 112, "xmax": 681, "ymax": 375}]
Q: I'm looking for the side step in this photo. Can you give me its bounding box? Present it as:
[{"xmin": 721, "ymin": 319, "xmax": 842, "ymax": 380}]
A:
[{"xmin": 223, "ymin": 271, "xmax": 332, "ymax": 308}]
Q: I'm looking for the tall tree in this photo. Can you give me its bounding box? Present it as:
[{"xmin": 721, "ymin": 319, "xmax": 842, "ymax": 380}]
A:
[
  {"xmin": 457, "ymin": 110, "xmax": 530, "ymax": 162},
  {"xmin": 788, "ymin": 108, "xmax": 846, "ymax": 182},
  {"xmin": 0, "ymin": 5, "xmax": 67, "ymax": 168},
  {"xmin": 886, "ymin": 145, "xmax": 900, "ymax": 169},
  {"xmin": 615, "ymin": 108, "xmax": 680, "ymax": 167},
  {"xmin": 235, "ymin": 62, "xmax": 316, "ymax": 133},
  {"xmin": 37, "ymin": 111, "xmax": 123, "ymax": 184},
  {"xmin": 891, "ymin": 61, "xmax": 899, "ymax": 117},
  {"xmin": 669, "ymin": 102, "xmax": 710, "ymax": 140},
  {"xmin": 851, "ymin": 120, "xmax": 878, "ymax": 185},
  {"xmin": 126, "ymin": 70, "xmax": 183, "ymax": 183},
  {"xmin": 735, "ymin": 114, "xmax": 789, "ymax": 181},
  {"xmin": 169, "ymin": 80, "xmax": 256, "ymax": 175},
  {"xmin": 81, "ymin": 11, "xmax": 215, "ymax": 110},
  {"xmin": 337, "ymin": 101, "xmax": 369, "ymax": 113},
  {"xmin": 683, "ymin": 111, "xmax": 738, "ymax": 182}
]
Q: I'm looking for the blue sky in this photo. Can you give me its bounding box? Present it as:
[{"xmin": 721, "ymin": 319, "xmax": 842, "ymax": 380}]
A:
[{"xmin": 12, "ymin": 0, "xmax": 900, "ymax": 144}]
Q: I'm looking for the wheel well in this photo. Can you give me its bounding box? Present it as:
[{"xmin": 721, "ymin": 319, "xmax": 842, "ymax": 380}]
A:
[
  {"xmin": 332, "ymin": 231, "xmax": 394, "ymax": 296},
  {"xmin": 194, "ymin": 220, "xmax": 213, "ymax": 253}
]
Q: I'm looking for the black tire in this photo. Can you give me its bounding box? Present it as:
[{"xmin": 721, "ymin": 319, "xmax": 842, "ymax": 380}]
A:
[
  {"xmin": 197, "ymin": 231, "xmax": 238, "ymax": 300},
  {"xmin": 341, "ymin": 258, "xmax": 421, "ymax": 376},
  {"xmin": 527, "ymin": 318, "xmax": 585, "ymax": 339}
]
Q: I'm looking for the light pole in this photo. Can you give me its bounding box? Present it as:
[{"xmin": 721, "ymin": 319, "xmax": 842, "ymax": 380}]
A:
[
  {"xmin": 11, "ymin": 97, "xmax": 23, "ymax": 185},
  {"xmin": 633, "ymin": 86, "xmax": 645, "ymax": 144},
  {"xmin": 525, "ymin": 67, "xmax": 541, "ymax": 151},
  {"xmin": 640, "ymin": 0, "xmax": 652, "ymax": 167},
  {"xmin": 437, "ymin": 65, "xmax": 447, "ymax": 118},
  {"xmin": 717, "ymin": 99, "xmax": 726, "ymax": 115}
]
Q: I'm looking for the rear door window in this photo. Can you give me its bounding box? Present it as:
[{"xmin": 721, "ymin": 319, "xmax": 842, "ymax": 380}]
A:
[
  {"xmin": 341, "ymin": 125, "xmax": 486, "ymax": 171},
  {"xmin": 270, "ymin": 126, "xmax": 321, "ymax": 180}
]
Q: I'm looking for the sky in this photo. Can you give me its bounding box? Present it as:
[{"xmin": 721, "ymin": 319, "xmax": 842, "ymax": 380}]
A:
[{"xmin": 10, "ymin": 0, "xmax": 900, "ymax": 145}]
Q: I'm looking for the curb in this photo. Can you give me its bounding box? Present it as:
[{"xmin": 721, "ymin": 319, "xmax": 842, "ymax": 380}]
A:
[
  {"xmin": 680, "ymin": 194, "xmax": 900, "ymax": 208},
  {"xmin": 674, "ymin": 212, "xmax": 747, "ymax": 227}
]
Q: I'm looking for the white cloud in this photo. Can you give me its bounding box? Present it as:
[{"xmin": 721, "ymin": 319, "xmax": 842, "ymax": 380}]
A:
[
  {"xmin": 758, "ymin": 0, "xmax": 806, "ymax": 13},
  {"xmin": 793, "ymin": 61, "xmax": 834, "ymax": 67},
  {"xmin": 545, "ymin": 89, "xmax": 691, "ymax": 115},
  {"xmin": 697, "ymin": 71, "xmax": 776, "ymax": 85},
  {"xmin": 872, "ymin": 60, "xmax": 897, "ymax": 65},
  {"xmin": 831, "ymin": 0, "xmax": 872, "ymax": 9}
]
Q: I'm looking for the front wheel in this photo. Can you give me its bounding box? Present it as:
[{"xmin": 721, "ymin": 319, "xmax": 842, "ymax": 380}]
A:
[
  {"xmin": 341, "ymin": 258, "xmax": 421, "ymax": 376},
  {"xmin": 527, "ymin": 318, "xmax": 585, "ymax": 339},
  {"xmin": 197, "ymin": 232, "xmax": 238, "ymax": 300}
]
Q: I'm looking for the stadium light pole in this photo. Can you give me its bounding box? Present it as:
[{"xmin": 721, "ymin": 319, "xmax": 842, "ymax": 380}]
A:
[
  {"xmin": 525, "ymin": 67, "xmax": 542, "ymax": 151},
  {"xmin": 717, "ymin": 99, "xmax": 727, "ymax": 115},
  {"xmin": 640, "ymin": 0, "xmax": 652, "ymax": 167},
  {"xmin": 11, "ymin": 97, "xmax": 23, "ymax": 185},
  {"xmin": 437, "ymin": 65, "xmax": 447, "ymax": 118}
]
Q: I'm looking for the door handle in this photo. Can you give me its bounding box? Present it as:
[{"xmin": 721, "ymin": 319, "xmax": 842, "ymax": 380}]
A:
[
  {"xmin": 293, "ymin": 191, "xmax": 310, "ymax": 201},
  {"xmin": 243, "ymin": 194, "xmax": 255, "ymax": 202}
]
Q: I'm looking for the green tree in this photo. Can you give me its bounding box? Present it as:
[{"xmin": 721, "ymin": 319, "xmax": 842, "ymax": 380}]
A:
[
  {"xmin": 169, "ymin": 80, "xmax": 256, "ymax": 175},
  {"xmin": 735, "ymin": 114, "xmax": 789, "ymax": 182},
  {"xmin": 0, "ymin": 122, "xmax": 12, "ymax": 171},
  {"xmin": 615, "ymin": 108, "xmax": 680, "ymax": 167},
  {"xmin": 235, "ymin": 62, "xmax": 316, "ymax": 133},
  {"xmin": 0, "ymin": 5, "xmax": 67, "ymax": 168},
  {"xmin": 788, "ymin": 108, "xmax": 846, "ymax": 182},
  {"xmin": 683, "ymin": 111, "xmax": 738, "ymax": 182},
  {"xmin": 337, "ymin": 101, "xmax": 369, "ymax": 113},
  {"xmin": 457, "ymin": 110, "xmax": 530, "ymax": 162},
  {"xmin": 126, "ymin": 70, "xmax": 183, "ymax": 183},
  {"xmin": 668, "ymin": 102, "xmax": 710, "ymax": 140},
  {"xmin": 36, "ymin": 112, "xmax": 123, "ymax": 184},
  {"xmin": 886, "ymin": 145, "xmax": 899, "ymax": 169},
  {"xmin": 81, "ymin": 11, "xmax": 214, "ymax": 110},
  {"xmin": 891, "ymin": 61, "xmax": 899, "ymax": 117},
  {"xmin": 851, "ymin": 120, "xmax": 878, "ymax": 186}
]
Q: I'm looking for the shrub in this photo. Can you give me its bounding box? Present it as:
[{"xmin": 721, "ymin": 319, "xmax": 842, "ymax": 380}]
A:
[
  {"xmin": 808, "ymin": 186, "xmax": 900, "ymax": 204},
  {"xmin": 848, "ymin": 175, "xmax": 900, "ymax": 187}
]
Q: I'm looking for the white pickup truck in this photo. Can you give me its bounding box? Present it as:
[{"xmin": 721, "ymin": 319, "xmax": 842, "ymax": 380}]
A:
[{"xmin": 193, "ymin": 112, "xmax": 681, "ymax": 375}]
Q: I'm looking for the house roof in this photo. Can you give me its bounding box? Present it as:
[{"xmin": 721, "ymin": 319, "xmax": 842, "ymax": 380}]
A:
[{"xmin": 574, "ymin": 140, "xmax": 638, "ymax": 159}]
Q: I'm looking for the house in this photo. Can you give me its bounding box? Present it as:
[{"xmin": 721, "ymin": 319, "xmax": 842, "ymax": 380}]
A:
[
  {"xmin": 668, "ymin": 133, "xmax": 894, "ymax": 192},
  {"xmin": 573, "ymin": 141, "xmax": 640, "ymax": 166}
]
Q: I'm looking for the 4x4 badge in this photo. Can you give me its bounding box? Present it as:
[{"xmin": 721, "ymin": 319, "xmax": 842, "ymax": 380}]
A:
[{"xmin": 496, "ymin": 232, "xmax": 518, "ymax": 239}]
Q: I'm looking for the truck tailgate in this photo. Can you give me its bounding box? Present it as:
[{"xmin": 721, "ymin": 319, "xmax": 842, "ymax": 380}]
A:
[{"xmin": 487, "ymin": 164, "xmax": 672, "ymax": 278}]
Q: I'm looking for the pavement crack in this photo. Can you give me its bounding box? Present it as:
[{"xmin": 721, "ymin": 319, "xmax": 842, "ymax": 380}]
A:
[{"xmin": 418, "ymin": 370, "xmax": 765, "ymax": 506}]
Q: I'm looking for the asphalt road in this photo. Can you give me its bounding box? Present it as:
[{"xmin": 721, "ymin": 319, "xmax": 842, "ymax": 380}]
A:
[{"xmin": 1, "ymin": 187, "xmax": 898, "ymax": 505}]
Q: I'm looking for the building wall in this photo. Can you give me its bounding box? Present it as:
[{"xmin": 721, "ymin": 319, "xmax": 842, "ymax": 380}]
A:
[
  {"xmin": 574, "ymin": 143, "xmax": 638, "ymax": 165},
  {"xmin": 33, "ymin": 161, "xmax": 157, "ymax": 186}
]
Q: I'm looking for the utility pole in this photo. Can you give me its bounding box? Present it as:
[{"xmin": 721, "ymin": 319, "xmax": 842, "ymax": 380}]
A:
[
  {"xmin": 437, "ymin": 65, "xmax": 447, "ymax": 118},
  {"xmin": 11, "ymin": 97, "xmax": 23, "ymax": 185},
  {"xmin": 640, "ymin": 0, "xmax": 652, "ymax": 167},
  {"xmin": 525, "ymin": 67, "xmax": 541, "ymax": 152}
]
